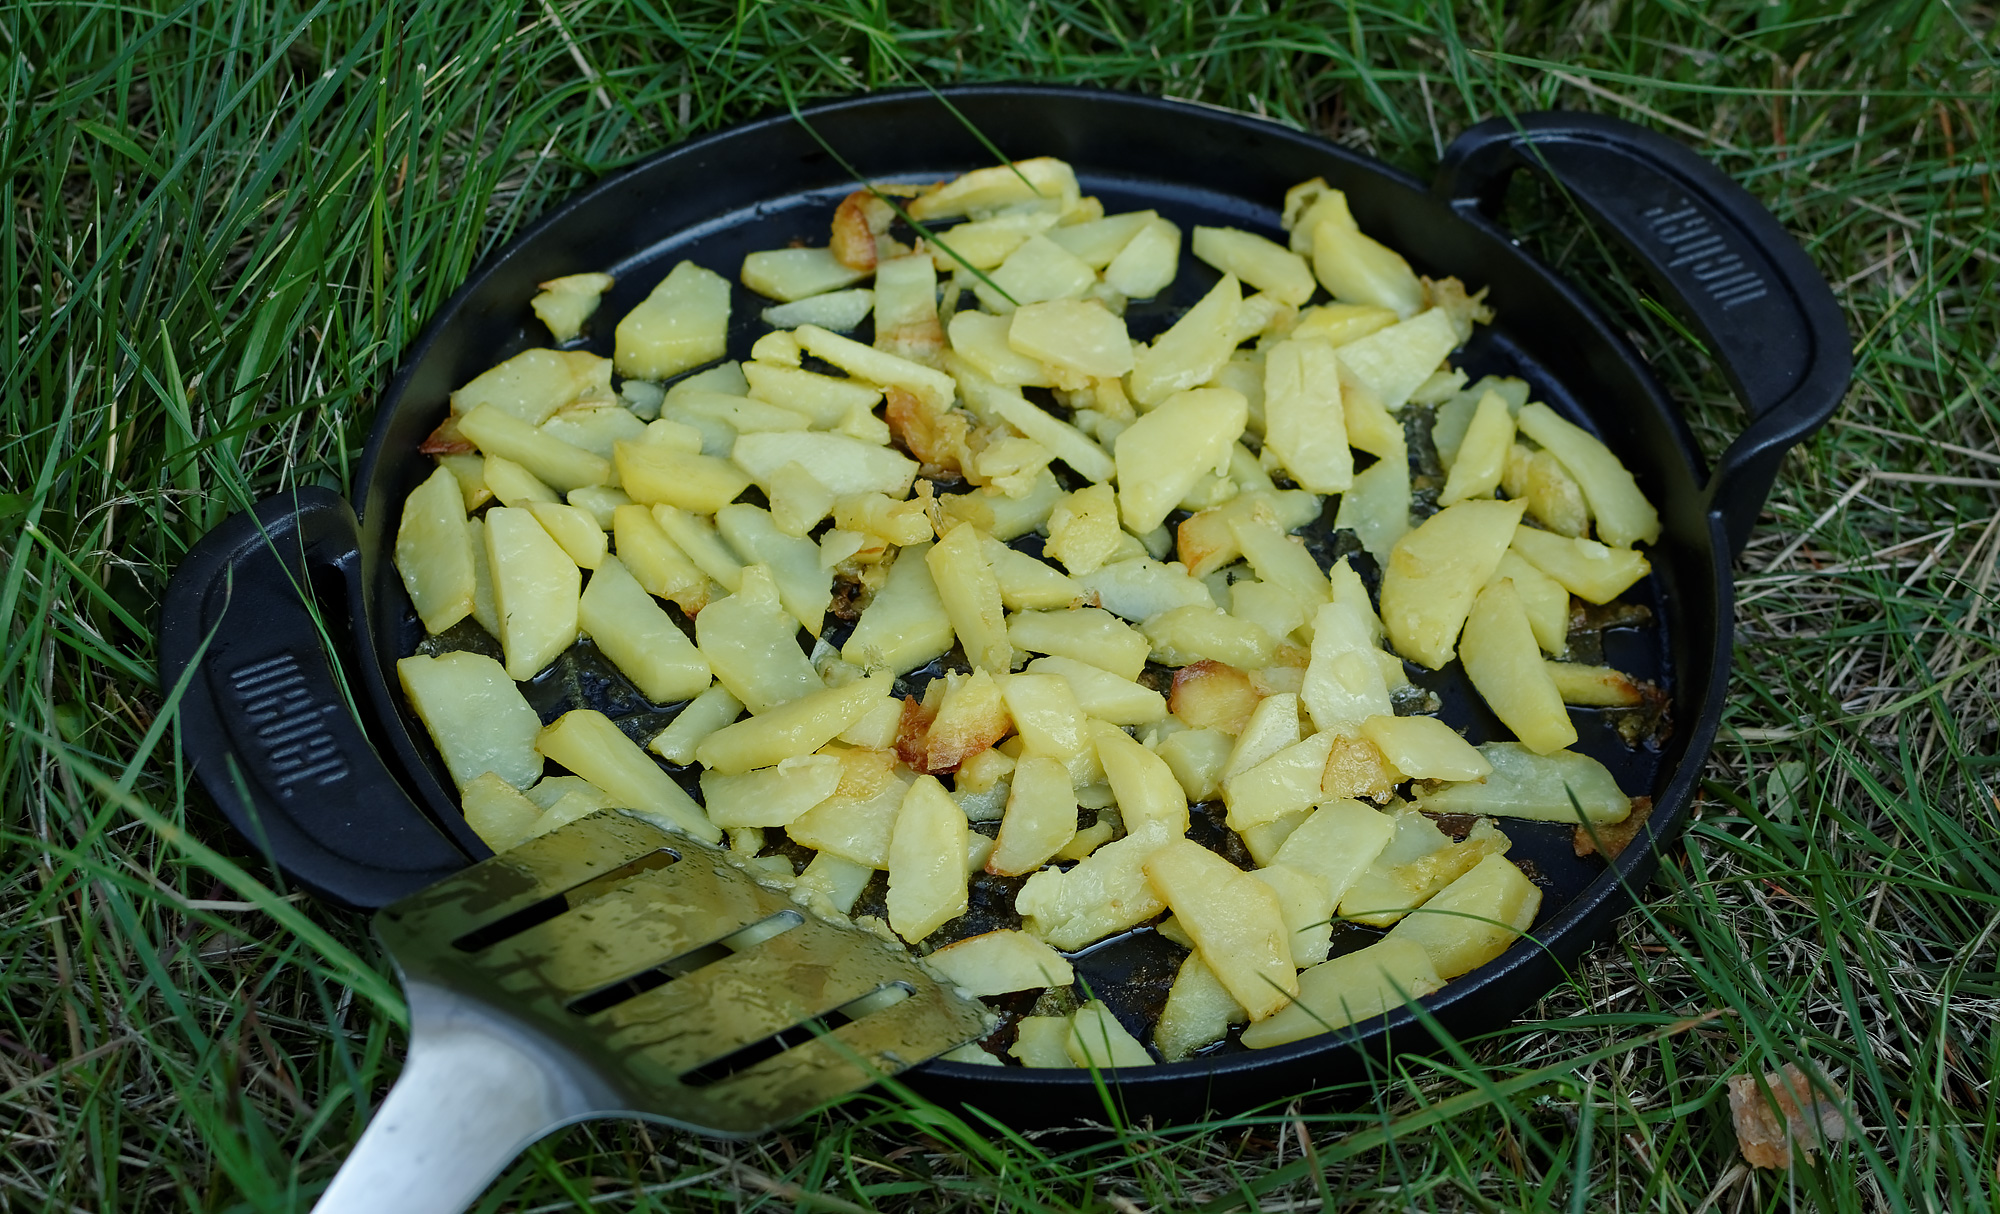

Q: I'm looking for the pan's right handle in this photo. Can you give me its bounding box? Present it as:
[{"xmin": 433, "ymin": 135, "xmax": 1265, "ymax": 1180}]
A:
[
  {"xmin": 1433, "ymin": 111, "xmax": 1853, "ymax": 557},
  {"xmin": 159, "ymin": 488, "xmax": 472, "ymax": 908}
]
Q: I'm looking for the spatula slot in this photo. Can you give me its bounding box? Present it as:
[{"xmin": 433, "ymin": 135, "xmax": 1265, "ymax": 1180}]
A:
[
  {"xmin": 451, "ymin": 848, "xmax": 680, "ymax": 953},
  {"xmin": 564, "ymin": 909, "xmax": 805, "ymax": 1017},
  {"xmin": 677, "ymin": 981, "xmax": 916, "ymax": 1089}
]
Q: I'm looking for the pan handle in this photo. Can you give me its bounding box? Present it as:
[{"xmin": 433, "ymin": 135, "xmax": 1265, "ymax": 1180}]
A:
[
  {"xmin": 159, "ymin": 488, "xmax": 473, "ymax": 908},
  {"xmin": 1433, "ymin": 111, "xmax": 1852, "ymax": 557}
]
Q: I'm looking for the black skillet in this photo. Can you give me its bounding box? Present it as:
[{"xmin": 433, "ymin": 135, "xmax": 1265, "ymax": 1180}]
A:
[{"xmin": 158, "ymin": 85, "xmax": 1849, "ymax": 1126}]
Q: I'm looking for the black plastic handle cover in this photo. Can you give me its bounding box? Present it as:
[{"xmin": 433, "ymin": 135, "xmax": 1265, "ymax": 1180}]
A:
[
  {"xmin": 1434, "ymin": 111, "xmax": 1852, "ymax": 556},
  {"xmin": 158, "ymin": 488, "xmax": 472, "ymax": 908}
]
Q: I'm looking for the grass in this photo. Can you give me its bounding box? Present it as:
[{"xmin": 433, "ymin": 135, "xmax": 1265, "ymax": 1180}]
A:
[{"xmin": 3, "ymin": 0, "xmax": 1996, "ymax": 1209}]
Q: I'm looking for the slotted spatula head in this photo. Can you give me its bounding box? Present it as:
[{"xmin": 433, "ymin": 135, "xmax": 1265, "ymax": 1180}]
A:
[{"xmin": 312, "ymin": 811, "xmax": 988, "ymax": 1214}]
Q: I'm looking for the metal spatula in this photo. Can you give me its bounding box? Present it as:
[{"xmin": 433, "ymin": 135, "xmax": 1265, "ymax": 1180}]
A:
[{"xmin": 312, "ymin": 810, "xmax": 989, "ymax": 1214}]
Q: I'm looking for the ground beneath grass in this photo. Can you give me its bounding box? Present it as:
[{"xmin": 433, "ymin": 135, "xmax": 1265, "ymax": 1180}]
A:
[{"xmin": 3, "ymin": 2, "xmax": 1996, "ymax": 1211}]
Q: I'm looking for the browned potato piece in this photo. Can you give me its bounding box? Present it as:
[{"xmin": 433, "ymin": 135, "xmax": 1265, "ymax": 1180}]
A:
[{"xmin": 1170, "ymin": 660, "xmax": 1261, "ymax": 735}]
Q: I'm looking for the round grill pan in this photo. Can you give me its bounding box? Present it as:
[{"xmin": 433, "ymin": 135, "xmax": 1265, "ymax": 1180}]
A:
[{"xmin": 159, "ymin": 85, "xmax": 1849, "ymax": 1125}]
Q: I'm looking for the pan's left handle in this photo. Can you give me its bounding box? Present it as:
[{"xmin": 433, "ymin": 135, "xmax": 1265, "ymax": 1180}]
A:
[
  {"xmin": 1433, "ymin": 111, "xmax": 1853, "ymax": 557},
  {"xmin": 159, "ymin": 488, "xmax": 473, "ymax": 908}
]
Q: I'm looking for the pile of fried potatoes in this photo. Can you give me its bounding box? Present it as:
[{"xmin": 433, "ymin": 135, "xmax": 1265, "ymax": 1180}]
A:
[{"xmin": 393, "ymin": 155, "xmax": 1661, "ymax": 1067}]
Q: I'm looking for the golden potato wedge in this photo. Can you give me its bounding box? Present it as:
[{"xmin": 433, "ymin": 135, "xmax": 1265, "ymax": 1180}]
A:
[
  {"xmin": 1008, "ymin": 607, "xmax": 1150, "ymax": 682},
  {"xmin": 525, "ymin": 501, "xmax": 606, "ymax": 571},
  {"xmin": 927, "ymin": 523, "xmax": 1012, "ymax": 674},
  {"xmin": 484, "ymin": 506, "xmax": 581, "ymax": 680},
  {"xmin": 394, "ymin": 465, "xmax": 476, "ymax": 634},
  {"xmin": 699, "ymin": 754, "xmax": 842, "ymax": 829},
  {"xmin": 460, "ymin": 771, "xmax": 545, "ymax": 852},
  {"xmin": 1437, "ymin": 389, "xmax": 1515, "ymax": 506},
  {"xmin": 741, "ymin": 362, "xmax": 881, "ymax": 426},
  {"xmin": 693, "ymin": 677, "xmax": 889, "ymax": 774},
  {"xmin": 1022, "ymin": 656, "xmax": 1166, "ymax": 725},
  {"xmin": 1309, "ymin": 213, "xmax": 1424, "ymax": 318},
  {"xmin": 1143, "ymin": 606, "xmax": 1277, "ymax": 671},
  {"xmin": 1515, "ymin": 403, "xmax": 1660, "ymax": 548},
  {"xmin": 1508, "ymin": 526, "xmax": 1651, "ymax": 605},
  {"xmin": 612, "ymin": 440, "xmax": 750, "ymax": 515},
  {"xmin": 1090, "ymin": 719, "xmax": 1189, "ymax": 836},
  {"xmin": 1545, "ymin": 660, "xmax": 1648, "ymax": 706},
  {"xmin": 987, "ymin": 755, "xmax": 1078, "ymax": 876},
  {"xmin": 614, "ymin": 260, "xmax": 730, "ymax": 379},
  {"xmin": 1358, "ymin": 714, "xmax": 1491, "ymax": 782},
  {"xmin": 841, "ymin": 542, "xmax": 956, "ymax": 676},
  {"xmin": 1065, "ymin": 1001, "xmax": 1154, "ymax": 1068},
  {"xmin": 1262, "ymin": 338, "xmax": 1352, "ymax": 493},
  {"xmin": 694, "ymin": 564, "xmax": 822, "ymax": 714},
  {"xmin": 1144, "ymin": 839, "xmax": 1296, "ymax": 1020},
  {"xmin": 1152, "ymin": 952, "xmax": 1248, "ymax": 1061},
  {"xmin": 1414, "ymin": 742, "xmax": 1630, "ymax": 824},
  {"xmin": 732, "ymin": 430, "xmax": 918, "ymax": 500},
  {"xmin": 1008, "ymin": 298, "xmax": 1134, "ymax": 381},
  {"xmin": 1461, "ymin": 579, "xmax": 1577, "ymax": 755},
  {"xmin": 1016, "ymin": 823, "xmax": 1174, "ymax": 951},
  {"xmin": 1103, "ymin": 214, "xmax": 1182, "ymax": 299},
  {"xmin": 610, "ymin": 504, "xmax": 712, "ymax": 615},
  {"xmin": 1221, "ymin": 691, "xmax": 1303, "ymax": 783},
  {"xmin": 1383, "ymin": 852, "xmax": 1542, "ymax": 978},
  {"xmin": 1130, "ymin": 274, "xmax": 1242, "ymax": 407},
  {"xmin": 535, "ymin": 708, "xmax": 719, "ymax": 842},
  {"xmin": 1338, "ymin": 812, "xmax": 1510, "ymax": 928},
  {"xmin": 1192, "ymin": 226, "xmax": 1315, "ymax": 305},
  {"xmin": 887, "ymin": 775, "xmax": 970, "ymax": 944},
  {"xmin": 1010, "ymin": 1016, "xmax": 1078, "ymax": 1067},
  {"xmin": 1239, "ymin": 937, "xmax": 1442, "ymax": 1048},
  {"xmin": 1378, "ymin": 497, "xmax": 1527, "ymax": 670},
  {"xmin": 739, "ymin": 246, "xmax": 867, "ymax": 302},
  {"xmin": 1249, "ymin": 860, "xmax": 1337, "ymax": 966},
  {"xmin": 1115, "ymin": 387, "xmax": 1248, "ymax": 534},
  {"xmin": 397, "ymin": 651, "xmax": 544, "ymax": 791},
  {"xmin": 1047, "ymin": 209, "xmax": 1156, "ymax": 268},
  {"xmin": 1223, "ymin": 730, "xmax": 1336, "ymax": 831},
  {"xmin": 459, "ymin": 405, "xmax": 611, "ymax": 494},
  {"xmin": 1169, "ymin": 660, "xmax": 1260, "ymax": 735},
  {"xmin": 648, "ymin": 683, "xmax": 742, "ymax": 764},
  {"xmin": 785, "ymin": 765, "xmax": 914, "ymax": 869},
  {"xmin": 578, "ymin": 555, "xmax": 710, "ymax": 704},
  {"xmin": 926, "ymin": 929, "xmax": 1074, "ymax": 996}
]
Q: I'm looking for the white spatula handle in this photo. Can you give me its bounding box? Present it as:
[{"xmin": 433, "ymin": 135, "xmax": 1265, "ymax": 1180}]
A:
[{"xmin": 312, "ymin": 983, "xmax": 618, "ymax": 1214}]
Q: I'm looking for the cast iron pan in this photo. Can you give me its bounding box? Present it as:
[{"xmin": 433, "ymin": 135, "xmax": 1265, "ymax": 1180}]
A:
[{"xmin": 158, "ymin": 86, "xmax": 1849, "ymax": 1126}]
